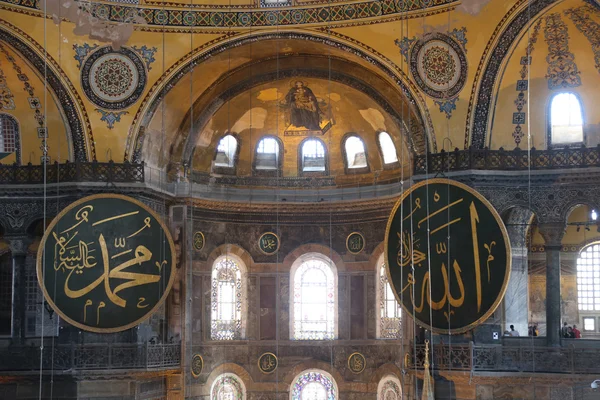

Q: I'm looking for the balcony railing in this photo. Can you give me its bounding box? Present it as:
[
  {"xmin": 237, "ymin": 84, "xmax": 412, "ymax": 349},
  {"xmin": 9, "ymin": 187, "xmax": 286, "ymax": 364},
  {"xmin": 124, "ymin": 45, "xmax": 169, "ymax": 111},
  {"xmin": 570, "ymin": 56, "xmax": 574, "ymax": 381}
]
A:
[
  {"xmin": 0, "ymin": 161, "xmax": 145, "ymax": 184},
  {"xmin": 410, "ymin": 343, "xmax": 600, "ymax": 374},
  {"xmin": 414, "ymin": 145, "xmax": 600, "ymax": 174},
  {"xmin": 0, "ymin": 343, "xmax": 180, "ymax": 372}
]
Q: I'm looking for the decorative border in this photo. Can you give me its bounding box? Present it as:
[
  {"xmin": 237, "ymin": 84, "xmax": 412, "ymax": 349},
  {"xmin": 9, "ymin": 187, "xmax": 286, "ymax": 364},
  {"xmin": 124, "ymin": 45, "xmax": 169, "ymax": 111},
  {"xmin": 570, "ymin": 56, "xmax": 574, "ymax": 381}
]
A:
[
  {"xmin": 347, "ymin": 352, "xmax": 366, "ymax": 374},
  {"xmin": 0, "ymin": 0, "xmax": 457, "ymax": 28},
  {"xmin": 466, "ymin": 0, "xmax": 558, "ymax": 149},
  {"xmin": 258, "ymin": 232, "xmax": 280, "ymax": 255},
  {"xmin": 191, "ymin": 353, "xmax": 203, "ymax": 378},
  {"xmin": 36, "ymin": 193, "xmax": 177, "ymax": 334},
  {"xmin": 409, "ymin": 32, "xmax": 468, "ymax": 100},
  {"xmin": 383, "ymin": 178, "xmax": 512, "ymax": 335},
  {"xmin": 0, "ymin": 20, "xmax": 94, "ymax": 161},
  {"xmin": 346, "ymin": 231, "xmax": 365, "ymax": 254},
  {"xmin": 81, "ymin": 46, "xmax": 147, "ymax": 110},
  {"xmin": 257, "ymin": 352, "xmax": 278, "ymax": 374}
]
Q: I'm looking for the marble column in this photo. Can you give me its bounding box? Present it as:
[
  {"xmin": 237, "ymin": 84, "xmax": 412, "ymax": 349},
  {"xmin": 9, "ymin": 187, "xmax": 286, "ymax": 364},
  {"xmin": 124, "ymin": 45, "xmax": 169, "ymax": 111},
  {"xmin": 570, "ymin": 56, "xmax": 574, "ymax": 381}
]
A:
[
  {"xmin": 538, "ymin": 223, "xmax": 566, "ymax": 347},
  {"xmin": 7, "ymin": 236, "xmax": 30, "ymax": 344}
]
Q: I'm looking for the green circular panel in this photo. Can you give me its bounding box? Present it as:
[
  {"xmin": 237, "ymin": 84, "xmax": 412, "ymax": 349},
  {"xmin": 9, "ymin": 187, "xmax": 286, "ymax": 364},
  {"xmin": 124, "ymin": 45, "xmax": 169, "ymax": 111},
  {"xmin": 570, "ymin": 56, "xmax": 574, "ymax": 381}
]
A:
[
  {"xmin": 384, "ymin": 179, "xmax": 510, "ymax": 334},
  {"xmin": 37, "ymin": 194, "xmax": 176, "ymax": 333}
]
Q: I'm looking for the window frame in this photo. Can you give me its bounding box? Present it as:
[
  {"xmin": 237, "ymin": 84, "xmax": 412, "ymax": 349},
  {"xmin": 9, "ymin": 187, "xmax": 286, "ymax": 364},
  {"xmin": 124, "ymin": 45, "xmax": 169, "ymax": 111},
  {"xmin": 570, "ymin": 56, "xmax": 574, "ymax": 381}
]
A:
[
  {"xmin": 0, "ymin": 113, "xmax": 21, "ymax": 164},
  {"xmin": 289, "ymin": 369, "xmax": 338, "ymax": 400},
  {"xmin": 212, "ymin": 133, "xmax": 240, "ymax": 175},
  {"xmin": 289, "ymin": 252, "xmax": 338, "ymax": 340},
  {"xmin": 210, "ymin": 373, "xmax": 247, "ymax": 400},
  {"xmin": 377, "ymin": 374, "xmax": 403, "ymax": 400},
  {"xmin": 210, "ymin": 255, "xmax": 247, "ymax": 341},
  {"xmin": 298, "ymin": 137, "xmax": 328, "ymax": 176},
  {"xmin": 547, "ymin": 92, "xmax": 585, "ymax": 149},
  {"xmin": 252, "ymin": 135, "xmax": 283, "ymax": 177},
  {"xmin": 375, "ymin": 254, "xmax": 402, "ymax": 339},
  {"xmin": 375, "ymin": 131, "xmax": 400, "ymax": 170},
  {"xmin": 341, "ymin": 133, "xmax": 370, "ymax": 174}
]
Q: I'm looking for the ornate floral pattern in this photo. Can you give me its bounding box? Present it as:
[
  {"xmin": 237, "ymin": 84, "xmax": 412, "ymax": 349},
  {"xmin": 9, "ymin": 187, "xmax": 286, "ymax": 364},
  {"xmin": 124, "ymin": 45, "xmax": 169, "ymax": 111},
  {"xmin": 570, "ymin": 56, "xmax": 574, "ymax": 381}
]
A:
[
  {"xmin": 378, "ymin": 377, "xmax": 402, "ymax": 400},
  {"xmin": 211, "ymin": 258, "xmax": 243, "ymax": 340},
  {"xmin": 291, "ymin": 371, "xmax": 336, "ymax": 400},
  {"xmin": 511, "ymin": 19, "xmax": 542, "ymax": 146},
  {"xmin": 565, "ymin": 5, "xmax": 600, "ymax": 75},
  {"xmin": 434, "ymin": 98, "xmax": 458, "ymax": 119},
  {"xmin": 211, "ymin": 374, "xmax": 245, "ymax": 400},
  {"xmin": 81, "ymin": 46, "xmax": 147, "ymax": 110},
  {"xmin": 0, "ymin": 60, "xmax": 15, "ymax": 110},
  {"xmin": 73, "ymin": 43, "xmax": 98, "ymax": 69},
  {"xmin": 95, "ymin": 109, "xmax": 128, "ymax": 129},
  {"xmin": 410, "ymin": 32, "xmax": 467, "ymax": 100},
  {"xmin": 544, "ymin": 13, "xmax": 581, "ymax": 90}
]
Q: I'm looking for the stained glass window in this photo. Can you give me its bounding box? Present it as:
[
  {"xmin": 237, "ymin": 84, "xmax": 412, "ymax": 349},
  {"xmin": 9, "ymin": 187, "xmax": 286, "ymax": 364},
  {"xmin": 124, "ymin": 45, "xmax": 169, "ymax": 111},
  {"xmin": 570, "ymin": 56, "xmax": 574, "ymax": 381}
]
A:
[
  {"xmin": 550, "ymin": 92, "xmax": 583, "ymax": 145},
  {"xmin": 211, "ymin": 257, "xmax": 244, "ymax": 340},
  {"xmin": 377, "ymin": 262, "xmax": 402, "ymax": 339},
  {"xmin": 292, "ymin": 257, "xmax": 336, "ymax": 340},
  {"xmin": 577, "ymin": 243, "xmax": 600, "ymax": 311},
  {"xmin": 378, "ymin": 132, "xmax": 398, "ymax": 164},
  {"xmin": 215, "ymin": 135, "xmax": 238, "ymax": 168},
  {"xmin": 290, "ymin": 370, "xmax": 337, "ymax": 400},
  {"xmin": 344, "ymin": 136, "xmax": 367, "ymax": 169},
  {"xmin": 256, "ymin": 136, "xmax": 279, "ymax": 170},
  {"xmin": 0, "ymin": 114, "xmax": 17, "ymax": 153},
  {"xmin": 211, "ymin": 373, "xmax": 246, "ymax": 400},
  {"xmin": 377, "ymin": 375, "xmax": 402, "ymax": 400}
]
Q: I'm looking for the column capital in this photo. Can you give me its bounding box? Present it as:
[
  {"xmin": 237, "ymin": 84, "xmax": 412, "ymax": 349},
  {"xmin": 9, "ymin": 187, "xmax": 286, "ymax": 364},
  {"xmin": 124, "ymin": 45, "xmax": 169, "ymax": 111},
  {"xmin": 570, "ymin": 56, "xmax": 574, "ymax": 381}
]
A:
[
  {"xmin": 537, "ymin": 222, "xmax": 567, "ymax": 249},
  {"xmin": 5, "ymin": 235, "xmax": 32, "ymax": 256}
]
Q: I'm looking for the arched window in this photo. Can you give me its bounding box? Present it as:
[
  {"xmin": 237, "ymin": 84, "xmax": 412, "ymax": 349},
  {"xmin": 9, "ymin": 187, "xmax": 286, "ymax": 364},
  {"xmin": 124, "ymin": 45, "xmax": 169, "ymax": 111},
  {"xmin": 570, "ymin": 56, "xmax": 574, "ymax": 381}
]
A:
[
  {"xmin": 290, "ymin": 254, "xmax": 337, "ymax": 340},
  {"xmin": 376, "ymin": 256, "xmax": 402, "ymax": 339},
  {"xmin": 211, "ymin": 256, "xmax": 245, "ymax": 340},
  {"xmin": 577, "ymin": 243, "xmax": 600, "ymax": 313},
  {"xmin": 211, "ymin": 373, "xmax": 246, "ymax": 400},
  {"xmin": 290, "ymin": 370, "xmax": 337, "ymax": 400},
  {"xmin": 550, "ymin": 93, "xmax": 583, "ymax": 146},
  {"xmin": 301, "ymin": 138, "xmax": 326, "ymax": 172},
  {"xmin": 377, "ymin": 375, "xmax": 402, "ymax": 400},
  {"xmin": 378, "ymin": 132, "xmax": 398, "ymax": 164},
  {"xmin": 215, "ymin": 134, "xmax": 238, "ymax": 168},
  {"xmin": 255, "ymin": 136, "xmax": 280, "ymax": 170},
  {"xmin": 0, "ymin": 114, "xmax": 18, "ymax": 154},
  {"xmin": 344, "ymin": 135, "xmax": 367, "ymax": 169}
]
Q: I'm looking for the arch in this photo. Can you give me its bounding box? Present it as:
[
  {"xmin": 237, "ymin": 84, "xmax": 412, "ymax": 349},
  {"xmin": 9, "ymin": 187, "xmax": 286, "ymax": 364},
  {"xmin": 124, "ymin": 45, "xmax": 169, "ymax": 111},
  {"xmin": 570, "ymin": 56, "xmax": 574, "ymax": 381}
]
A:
[
  {"xmin": 342, "ymin": 133, "xmax": 369, "ymax": 173},
  {"xmin": 377, "ymin": 374, "xmax": 403, "ymax": 400},
  {"xmin": 289, "ymin": 369, "xmax": 338, "ymax": 400},
  {"xmin": 375, "ymin": 253, "xmax": 402, "ymax": 339},
  {"xmin": 547, "ymin": 92, "xmax": 584, "ymax": 148},
  {"xmin": 253, "ymin": 135, "xmax": 282, "ymax": 174},
  {"xmin": 127, "ymin": 31, "xmax": 433, "ymax": 162},
  {"xmin": 377, "ymin": 131, "xmax": 399, "ymax": 167},
  {"xmin": 0, "ymin": 20, "xmax": 94, "ymax": 161},
  {"xmin": 289, "ymin": 252, "xmax": 338, "ymax": 340},
  {"xmin": 0, "ymin": 113, "xmax": 20, "ymax": 164},
  {"xmin": 211, "ymin": 253, "xmax": 248, "ymax": 340},
  {"xmin": 299, "ymin": 137, "xmax": 327, "ymax": 175},
  {"xmin": 210, "ymin": 373, "xmax": 247, "ymax": 400}
]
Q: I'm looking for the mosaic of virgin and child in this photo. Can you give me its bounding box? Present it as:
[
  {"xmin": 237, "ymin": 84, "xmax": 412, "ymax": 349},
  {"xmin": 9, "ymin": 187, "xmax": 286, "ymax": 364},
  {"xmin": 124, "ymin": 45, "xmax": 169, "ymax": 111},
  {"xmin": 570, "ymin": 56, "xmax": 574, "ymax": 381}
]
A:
[{"xmin": 283, "ymin": 81, "xmax": 328, "ymax": 131}]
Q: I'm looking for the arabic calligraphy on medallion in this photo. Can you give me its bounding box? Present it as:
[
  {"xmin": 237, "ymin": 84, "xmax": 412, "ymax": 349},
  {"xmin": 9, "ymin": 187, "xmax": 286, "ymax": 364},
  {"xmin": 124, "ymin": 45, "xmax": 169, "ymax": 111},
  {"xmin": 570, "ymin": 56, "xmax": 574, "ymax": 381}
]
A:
[
  {"xmin": 346, "ymin": 232, "xmax": 365, "ymax": 254},
  {"xmin": 384, "ymin": 179, "xmax": 510, "ymax": 334},
  {"xmin": 191, "ymin": 354, "xmax": 204, "ymax": 378},
  {"xmin": 36, "ymin": 194, "xmax": 176, "ymax": 333},
  {"xmin": 258, "ymin": 352, "xmax": 278, "ymax": 374},
  {"xmin": 193, "ymin": 231, "xmax": 205, "ymax": 252},
  {"xmin": 347, "ymin": 352, "xmax": 366, "ymax": 374},
  {"xmin": 258, "ymin": 232, "xmax": 280, "ymax": 256}
]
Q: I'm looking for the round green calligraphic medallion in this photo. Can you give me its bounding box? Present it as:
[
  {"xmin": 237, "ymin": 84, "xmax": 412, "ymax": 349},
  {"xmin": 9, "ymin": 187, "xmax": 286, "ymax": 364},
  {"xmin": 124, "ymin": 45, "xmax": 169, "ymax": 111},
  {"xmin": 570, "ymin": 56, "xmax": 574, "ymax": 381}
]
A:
[
  {"xmin": 37, "ymin": 194, "xmax": 176, "ymax": 333},
  {"xmin": 258, "ymin": 232, "xmax": 280, "ymax": 255},
  {"xmin": 384, "ymin": 179, "xmax": 510, "ymax": 334}
]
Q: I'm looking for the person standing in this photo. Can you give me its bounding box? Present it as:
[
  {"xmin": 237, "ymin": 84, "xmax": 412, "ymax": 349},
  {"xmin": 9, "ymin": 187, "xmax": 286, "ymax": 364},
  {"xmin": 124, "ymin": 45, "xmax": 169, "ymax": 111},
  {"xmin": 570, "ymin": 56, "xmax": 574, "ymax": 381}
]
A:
[
  {"xmin": 510, "ymin": 325, "xmax": 520, "ymax": 337},
  {"xmin": 573, "ymin": 325, "xmax": 581, "ymax": 339},
  {"xmin": 562, "ymin": 322, "xmax": 569, "ymax": 338}
]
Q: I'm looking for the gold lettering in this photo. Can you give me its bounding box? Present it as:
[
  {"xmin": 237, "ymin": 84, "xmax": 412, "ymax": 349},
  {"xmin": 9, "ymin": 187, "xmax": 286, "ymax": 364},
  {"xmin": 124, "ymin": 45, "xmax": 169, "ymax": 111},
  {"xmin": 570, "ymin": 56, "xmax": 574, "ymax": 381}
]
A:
[
  {"xmin": 397, "ymin": 231, "xmax": 426, "ymax": 267},
  {"xmin": 430, "ymin": 218, "xmax": 462, "ymax": 235},
  {"xmin": 470, "ymin": 202, "xmax": 482, "ymax": 313},
  {"xmin": 114, "ymin": 238, "xmax": 126, "ymax": 248},
  {"xmin": 435, "ymin": 242, "xmax": 447, "ymax": 254},
  {"xmin": 60, "ymin": 205, "xmax": 93, "ymax": 234},
  {"xmin": 484, "ymin": 241, "xmax": 496, "ymax": 283},
  {"xmin": 409, "ymin": 260, "xmax": 464, "ymax": 312},
  {"xmin": 417, "ymin": 198, "xmax": 464, "ymax": 229},
  {"xmin": 402, "ymin": 198, "xmax": 421, "ymax": 222},
  {"xmin": 434, "ymin": 191, "xmax": 440, "ymax": 202},
  {"xmin": 92, "ymin": 211, "xmax": 139, "ymax": 227},
  {"xmin": 96, "ymin": 301, "xmax": 105, "ymax": 325},
  {"xmin": 137, "ymin": 297, "xmax": 149, "ymax": 309},
  {"xmin": 127, "ymin": 217, "xmax": 151, "ymax": 239},
  {"xmin": 83, "ymin": 299, "xmax": 92, "ymax": 322}
]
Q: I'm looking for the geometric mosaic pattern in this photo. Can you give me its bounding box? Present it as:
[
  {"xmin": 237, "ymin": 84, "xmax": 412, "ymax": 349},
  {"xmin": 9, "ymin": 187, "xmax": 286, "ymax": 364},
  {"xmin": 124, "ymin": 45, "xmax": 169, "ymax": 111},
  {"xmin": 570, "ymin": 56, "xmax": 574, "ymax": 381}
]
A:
[
  {"xmin": 565, "ymin": 5, "xmax": 600, "ymax": 75},
  {"xmin": 95, "ymin": 109, "xmax": 128, "ymax": 129},
  {"xmin": 544, "ymin": 13, "xmax": 581, "ymax": 90},
  {"xmin": 511, "ymin": 19, "xmax": 542, "ymax": 147},
  {"xmin": 81, "ymin": 46, "xmax": 147, "ymax": 110},
  {"xmin": 2, "ymin": 0, "xmax": 457, "ymax": 28}
]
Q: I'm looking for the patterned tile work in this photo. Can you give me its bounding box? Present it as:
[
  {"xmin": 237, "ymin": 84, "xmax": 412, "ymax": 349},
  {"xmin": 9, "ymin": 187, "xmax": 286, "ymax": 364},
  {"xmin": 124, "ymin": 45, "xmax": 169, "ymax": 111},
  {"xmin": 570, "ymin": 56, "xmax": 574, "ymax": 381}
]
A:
[
  {"xmin": 544, "ymin": 13, "xmax": 581, "ymax": 90},
  {"xmin": 511, "ymin": 19, "xmax": 542, "ymax": 147},
  {"xmin": 73, "ymin": 43, "xmax": 98, "ymax": 70},
  {"xmin": 0, "ymin": 59, "xmax": 15, "ymax": 110},
  {"xmin": 131, "ymin": 45, "xmax": 157, "ymax": 71},
  {"xmin": 0, "ymin": 23, "xmax": 94, "ymax": 161},
  {"xmin": 0, "ymin": 0, "xmax": 457, "ymax": 28},
  {"xmin": 394, "ymin": 35, "xmax": 417, "ymax": 63},
  {"xmin": 468, "ymin": 0, "xmax": 558, "ymax": 149},
  {"xmin": 96, "ymin": 109, "xmax": 128, "ymax": 129},
  {"xmin": 0, "ymin": 43, "xmax": 46, "ymax": 163},
  {"xmin": 565, "ymin": 5, "xmax": 600, "ymax": 75},
  {"xmin": 449, "ymin": 27, "xmax": 468, "ymax": 51},
  {"xmin": 434, "ymin": 98, "xmax": 458, "ymax": 119}
]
